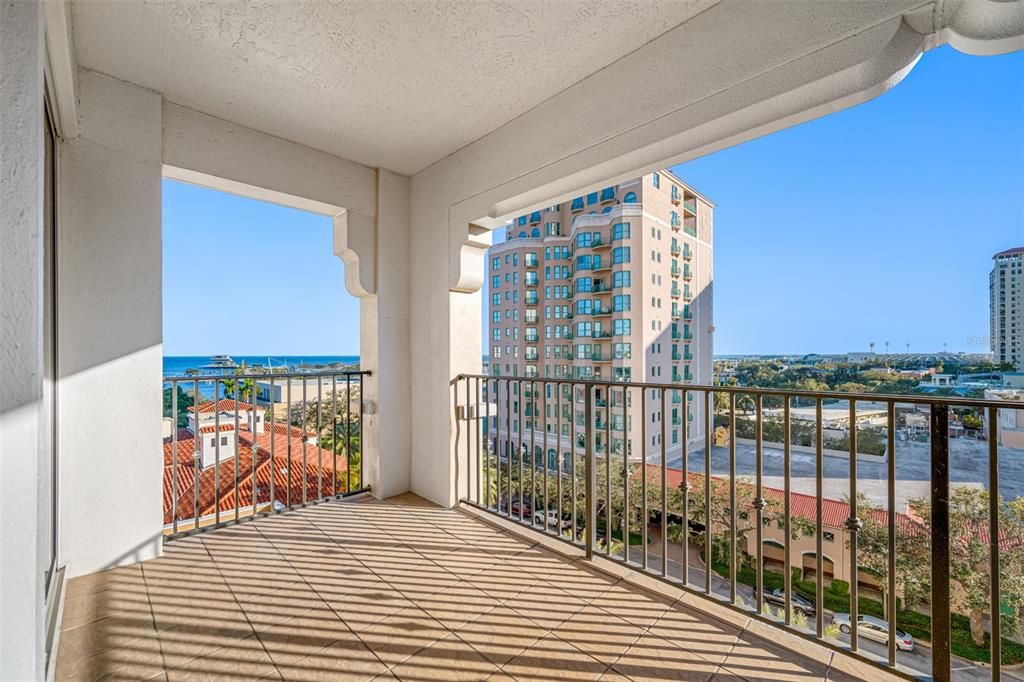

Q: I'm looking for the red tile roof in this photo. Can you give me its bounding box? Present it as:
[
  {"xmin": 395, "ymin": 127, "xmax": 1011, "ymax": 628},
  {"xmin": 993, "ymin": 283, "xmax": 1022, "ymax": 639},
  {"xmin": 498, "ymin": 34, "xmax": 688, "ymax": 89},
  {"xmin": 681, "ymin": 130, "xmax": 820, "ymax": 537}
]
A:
[
  {"xmin": 198, "ymin": 423, "xmax": 237, "ymax": 434},
  {"xmin": 162, "ymin": 421, "xmax": 348, "ymax": 525},
  {"xmin": 188, "ymin": 399, "xmax": 257, "ymax": 414},
  {"xmin": 640, "ymin": 464, "xmax": 919, "ymax": 534}
]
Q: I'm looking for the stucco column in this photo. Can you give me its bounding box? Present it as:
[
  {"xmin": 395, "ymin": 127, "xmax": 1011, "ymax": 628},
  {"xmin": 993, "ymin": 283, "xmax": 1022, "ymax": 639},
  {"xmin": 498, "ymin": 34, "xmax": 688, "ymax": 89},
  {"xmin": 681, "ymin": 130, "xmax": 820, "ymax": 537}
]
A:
[
  {"xmin": 58, "ymin": 70, "xmax": 164, "ymax": 578},
  {"xmin": 357, "ymin": 169, "xmax": 412, "ymax": 498}
]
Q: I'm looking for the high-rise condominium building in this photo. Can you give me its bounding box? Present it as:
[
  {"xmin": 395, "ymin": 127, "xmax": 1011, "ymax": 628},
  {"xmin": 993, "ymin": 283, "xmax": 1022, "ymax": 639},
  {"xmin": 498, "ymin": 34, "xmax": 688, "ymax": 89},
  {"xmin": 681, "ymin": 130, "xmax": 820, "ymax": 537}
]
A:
[
  {"xmin": 991, "ymin": 247, "xmax": 1024, "ymax": 371},
  {"xmin": 487, "ymin": 171, "xmax": 713, "ymax": 463}
]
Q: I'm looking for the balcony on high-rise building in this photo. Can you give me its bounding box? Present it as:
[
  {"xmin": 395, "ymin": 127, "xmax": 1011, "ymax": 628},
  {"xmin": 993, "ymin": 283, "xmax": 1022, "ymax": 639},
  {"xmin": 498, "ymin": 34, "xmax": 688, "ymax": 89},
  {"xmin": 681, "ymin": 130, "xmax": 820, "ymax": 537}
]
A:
[{"xmin": 7, "ymin": 4, "xmax": 1020, "ymax": 681}]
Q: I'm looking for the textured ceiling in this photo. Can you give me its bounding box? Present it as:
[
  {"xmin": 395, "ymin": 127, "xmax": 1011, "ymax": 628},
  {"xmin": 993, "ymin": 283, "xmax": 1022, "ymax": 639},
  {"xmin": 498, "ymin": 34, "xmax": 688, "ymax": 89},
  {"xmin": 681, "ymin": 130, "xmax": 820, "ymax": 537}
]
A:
[{"xmin": 72, "ymin": 0, "xmax": 712, "ymax": 175}]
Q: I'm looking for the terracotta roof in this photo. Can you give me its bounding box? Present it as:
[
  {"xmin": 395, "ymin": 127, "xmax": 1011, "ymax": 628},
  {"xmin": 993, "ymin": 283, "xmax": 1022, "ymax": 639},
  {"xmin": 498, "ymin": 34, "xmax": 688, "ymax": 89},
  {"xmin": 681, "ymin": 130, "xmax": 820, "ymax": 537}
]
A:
[
  {"xmin": 198, "ymin": 423, "xmax": 237, "ymax": 434},
  {"xmin": 640, "ymin": 464, "xmax": 919, "ymax": 535},
  {"xmin": 162, "ymin": 421, "xmax": 348, "ymax": 525},
  {"xmin": 995, "ymin": 246, "xmax": 1024, "ymax": 257},
  {"xmin": 188, "ymin": 399, "xmax": 257, "ymax": 414}
]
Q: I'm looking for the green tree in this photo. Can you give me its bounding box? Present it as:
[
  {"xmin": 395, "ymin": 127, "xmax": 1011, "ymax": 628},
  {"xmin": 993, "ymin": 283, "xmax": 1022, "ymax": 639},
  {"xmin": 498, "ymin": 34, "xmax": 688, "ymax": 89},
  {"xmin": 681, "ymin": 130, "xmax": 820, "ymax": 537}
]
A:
[
  {"xmin": 162, "ymin": 385, "xmax": 194, "ymax": 428},
  {"xmin": 902, "ymin": 488, "xmax": 1024, "ymax": 646}
]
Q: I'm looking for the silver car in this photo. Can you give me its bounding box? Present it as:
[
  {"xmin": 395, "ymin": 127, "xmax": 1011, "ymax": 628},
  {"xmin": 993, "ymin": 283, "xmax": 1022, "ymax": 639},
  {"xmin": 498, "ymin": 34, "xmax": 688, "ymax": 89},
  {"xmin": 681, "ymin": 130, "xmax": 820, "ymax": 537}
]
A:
[{"xmin": 831, "ymin": 614, "xmax": 915, "ymax": 651}]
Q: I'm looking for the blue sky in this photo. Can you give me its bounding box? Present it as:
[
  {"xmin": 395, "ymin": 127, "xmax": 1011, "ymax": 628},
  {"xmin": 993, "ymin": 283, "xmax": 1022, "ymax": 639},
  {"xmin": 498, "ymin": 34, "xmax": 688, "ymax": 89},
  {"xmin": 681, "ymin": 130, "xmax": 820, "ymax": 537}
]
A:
[
  {"xmin": 669, "ymin": 45, "xmax": 1023, "ymax": 355},
  {"xmin": 164, "ymin": 45, "xmax": 1022, "ymax": 358},
  {"xmin": 162, "ymin": 181, "xmax": 358, "ymax": 355}
]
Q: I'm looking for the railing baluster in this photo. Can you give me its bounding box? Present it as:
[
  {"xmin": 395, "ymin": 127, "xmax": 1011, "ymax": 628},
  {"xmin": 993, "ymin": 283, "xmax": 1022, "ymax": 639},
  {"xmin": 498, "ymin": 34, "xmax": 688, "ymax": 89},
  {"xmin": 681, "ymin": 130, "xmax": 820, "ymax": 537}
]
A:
[
  {"xmin": 317, "ymin": 375, "xmax": 323, "ymax": 502},
  {"xmin": 681, "ymin": 388, "xmax": 689, "ymax": 587},
  {"xmin": 641, "ymin": 387, "xmax": 648, "ymax": 571},
  {"xmin": 332, "ymin": 375, "xmax": 338, "ymax": 497},
  {"xmin": 585, "ymin": 382, "xmax": 595, "ymax": 559},
  {"xmin": 783, "ymin": 397, "xmax": 791, "ymax": 626},
  {"xmin": 571, "ymin": 383, "xmax": 578, "ymax": 543},
  {"xmin": 930, "ymin": 403, "xmax": 951, "ymax": 682},
  {"xmin": 704, "ymin": 389, "xmax": 712, "ymax": 595},
  {"xmin": 509, "ymin": 378, "xmax": 516, "ymax": 518},
  {"xmin": 357, "ymin": 374, "xmax": 364, "ymax": 491},
  {"xmin": 754, "ymin": 393, "xmax": 763, "ymax": 615},
  {"xmin": 302, "ymin": 377, "xmax": 308, "ymax": 505},
  {"xmin": 729, "ymin": 392, "xmax": 737, "ymax": 604},
  {"xmin": 544, "ymin": 381, "xmax": 550, "ymax": 532},
  {"xmin": 605, "ymin": 383, "xmax": 611, "ymax": 556},
  {"xmin": 171, "ymin": 380, "xmax": 179, "ymax": 535},
  {"xmin": 886, "ymin": 400, "xmax": 897, "ymax": 667},
  {"xmin": 623, "ymin": 386, "xmax": 630, "ymax": 563},
  {"xmin": 476, "ymin": 377, "xmax": 482, "ymax": 506},
  {"xmin": 485, "ymin": 378, "xmax": 492, "ymax": 510},
  {"xmin": 234, "ymin": 386, "xmax": 240, "ymax": 521},
  {"xmin": 989, "ymin": 405, "xmax": 1002, "ymax": 680},
  {"xmin": 269, "ymin": 376, "xmax": 276, "ymax": 511},
  {"xmin": 287, "ymin": 378, "xmax": 293, "ymax": 507},
  {"xmin": 556, "ymin": 381, "xmax": 562, "ymax": 537},
  {"xmin": 661, "ymin": 388, "xmax": 668, "ymax": 578},
  {"xmin": 518, "ymin": 379, "xmax": 524, "ymax": 523},
  {"xmin": 345, "ymin": 374, "xmax": 352, "ymax": 493},
  {"xmin": 193, "ymin": 379, "xmax": 200, "ymax": 524},
  {"xmin": 848, "ymin": 399, "xmax": 859, "ymax": 652},
  {"xmin": 250, "ymin": 381, "xmax": 256, "ymax": 516},
  {"xmin": 214, "ymin": 378, "xmax": 221, "ymax": 526},
  {"xmin": 815, "ymin": 397, "xmax": 824, "ymax": 637},
  {"xmin": 531, "ymin": 380, "xmax": 537, "ymax": 526},
  {"xmin": 453, "ymin": 376, "xmax": 462, "ymax": 502}
]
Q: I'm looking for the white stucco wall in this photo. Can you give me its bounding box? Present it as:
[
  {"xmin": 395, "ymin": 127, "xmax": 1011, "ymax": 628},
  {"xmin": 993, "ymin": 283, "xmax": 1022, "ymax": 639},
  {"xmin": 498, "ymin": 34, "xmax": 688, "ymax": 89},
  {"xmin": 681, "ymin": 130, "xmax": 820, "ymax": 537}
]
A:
[
  {"xmin": 361, "ymin": 169, "xmax": 412, "ymax": 497},
  {"xmin": 58, "ymin": 70, "xmax": 165, "ymax": 578},
  {"xmin": 0, "ymin": 2, "xmax": 47, "ymax": 677},
  {"xmin": 407, "ymin": 4, "xmax": 936, "ymax": 506}
]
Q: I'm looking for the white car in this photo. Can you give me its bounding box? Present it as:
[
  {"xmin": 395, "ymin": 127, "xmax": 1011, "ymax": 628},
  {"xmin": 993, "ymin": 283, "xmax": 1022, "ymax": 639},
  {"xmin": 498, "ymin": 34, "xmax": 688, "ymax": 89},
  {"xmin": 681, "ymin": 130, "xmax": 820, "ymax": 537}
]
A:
[
  {"xmin": 831, "ymin": 614, "xmax": 914, "ymax": 651},
  {"xmin": 533, "ymin": 509, "xmax": 572, "ymax": 530}
]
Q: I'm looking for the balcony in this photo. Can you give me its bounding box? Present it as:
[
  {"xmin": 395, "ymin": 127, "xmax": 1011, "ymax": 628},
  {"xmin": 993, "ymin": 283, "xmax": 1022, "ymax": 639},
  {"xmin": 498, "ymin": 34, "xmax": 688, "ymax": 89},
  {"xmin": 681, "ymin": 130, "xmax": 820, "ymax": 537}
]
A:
[
  {"xmin": 682, "ymin": 199, "xmax": 697, "ymax": 214},
  {"xmin": 672, "ymin": 349, "xmax": 681, "ymax": 361},
  {"xmin": 683, "ymin": 266, "xmax": 693, "ymax": 281},
  {"xmin": 57, "ymin": 493, "xmax": 845, "ymax": 681},
  {"xmin": 524, "ymin": 273, "xmax": 538, "ymax": 287},
  {"xmin": 524, "ymin": 294, "xmax": 539, "ymax": 306},
  {"xmin": 682, "ymin": 244, "xmax": 693, "ymax": 260},
  {"xmin": 12, "ymin": 3, "xmax": 1023, "ymax": 681},
  {"xmin": 671, "ymin": 241, "xmax": 681, "ymax": 256},
  {"xmin": 671, "ymin": 264, "xmax": 681, "ymax": 278},
  {"xmin": 524, "ymin": 256, "xmax": 539, "ymax": 269}
]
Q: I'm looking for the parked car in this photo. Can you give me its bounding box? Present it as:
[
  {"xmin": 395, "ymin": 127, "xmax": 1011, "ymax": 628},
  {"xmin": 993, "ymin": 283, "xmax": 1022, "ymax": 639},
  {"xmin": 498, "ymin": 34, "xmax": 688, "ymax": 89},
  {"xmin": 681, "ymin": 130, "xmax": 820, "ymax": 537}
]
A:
[
  {"xmin": 831, "ymin": 614, "xmax": 914, "ymax": 651},
  {"xmin": 754, "ymin": 587, "xmax": 816, "ymax": 618},
  {"xmin": 533, "ymin": 508, "xmax": 572, "ymax": 530},
  {"xmin": 501, "ymin": 496, "xmax": 532, "ymax": 517}
]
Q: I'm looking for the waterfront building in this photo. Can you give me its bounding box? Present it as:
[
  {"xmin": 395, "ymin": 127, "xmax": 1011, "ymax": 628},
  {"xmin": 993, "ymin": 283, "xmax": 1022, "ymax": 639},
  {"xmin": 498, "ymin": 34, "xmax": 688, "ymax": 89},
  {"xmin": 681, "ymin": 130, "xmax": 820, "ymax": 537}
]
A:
[
  {"xmin": 487, "ymin": 171, "xmax": 713, "ymax": 463},
  {"xmin": 991, "ymin": 247, "xmax": 1024, "ymax": 371}
]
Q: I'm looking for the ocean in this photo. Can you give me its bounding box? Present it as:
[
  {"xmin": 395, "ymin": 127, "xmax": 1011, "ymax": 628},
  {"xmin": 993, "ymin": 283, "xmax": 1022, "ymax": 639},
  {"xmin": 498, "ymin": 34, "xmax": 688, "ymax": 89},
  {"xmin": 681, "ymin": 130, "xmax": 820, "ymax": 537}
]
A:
[{"xmin": 163, "ymin": 355, "xmax": 360, "ymax": 377}]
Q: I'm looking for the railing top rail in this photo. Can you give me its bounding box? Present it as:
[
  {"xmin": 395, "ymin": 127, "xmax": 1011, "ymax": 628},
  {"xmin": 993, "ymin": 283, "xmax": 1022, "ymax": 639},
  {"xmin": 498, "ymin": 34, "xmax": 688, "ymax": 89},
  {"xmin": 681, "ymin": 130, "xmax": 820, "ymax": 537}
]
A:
[
  {"xmin": 451, "ymin": 372, "xmax": 1023, "ymax": 410},
  {"xmin": 165, "ymin": 370, "xmax": 370, "ymax": 382}
]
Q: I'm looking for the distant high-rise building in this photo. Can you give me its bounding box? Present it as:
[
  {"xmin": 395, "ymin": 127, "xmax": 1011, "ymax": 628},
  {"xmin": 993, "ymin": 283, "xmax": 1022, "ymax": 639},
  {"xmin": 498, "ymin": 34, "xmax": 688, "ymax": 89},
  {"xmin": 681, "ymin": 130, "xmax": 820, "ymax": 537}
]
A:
[
  {"xmin": 486, "ymin": 170, "xmax": 713, "ymax": 462},
  {"xmin": 991, "ymin": 247, "xmax": 1024, "ymax": 371}
]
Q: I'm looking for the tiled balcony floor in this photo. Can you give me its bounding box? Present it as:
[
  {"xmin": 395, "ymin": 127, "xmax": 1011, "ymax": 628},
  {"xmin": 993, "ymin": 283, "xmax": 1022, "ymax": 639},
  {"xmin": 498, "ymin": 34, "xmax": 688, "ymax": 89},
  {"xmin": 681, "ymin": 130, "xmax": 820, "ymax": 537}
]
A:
[{"xmin": 56, "ymin": 495, "xmax": 868, "ymax": 681}]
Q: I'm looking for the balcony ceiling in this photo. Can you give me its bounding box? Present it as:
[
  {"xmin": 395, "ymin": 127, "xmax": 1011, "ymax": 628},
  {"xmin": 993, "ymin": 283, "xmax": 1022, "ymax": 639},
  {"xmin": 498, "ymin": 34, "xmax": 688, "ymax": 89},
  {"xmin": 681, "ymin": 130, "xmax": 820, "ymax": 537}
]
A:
[{"xmin": 71, "ymin": 0, "xmax": 713, "ymax": 175}]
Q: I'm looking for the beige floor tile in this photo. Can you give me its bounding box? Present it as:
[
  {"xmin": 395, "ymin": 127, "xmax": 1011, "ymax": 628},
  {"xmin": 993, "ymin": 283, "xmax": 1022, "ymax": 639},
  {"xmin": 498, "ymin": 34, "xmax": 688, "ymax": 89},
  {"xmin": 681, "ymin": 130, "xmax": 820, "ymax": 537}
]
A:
[
  {"xmin": 451, "ymin": 606, "xmax": 544, "ymax": 667},
  {"xmin": 56, "ymin": 497, "xmax": 850, "ymax": 682},
  {"xmin": 356, "ymin": 606, "xmax": 450, "ymax": 668},
  {"xmin": 715, "ymin": 631, "xmax": 828, "ymax": 682},
  {"xmin": 55, "ymin": 627, "xmax": 164, "ymax": 682},
  {"xmin": 611, "ymin": 633, "xmax": 720, "ymax": 681},
  {"xmin": 164, "ymin": 634, "xmax": 281, "ymax": 681},
  {"xmin": 390, "ymin": 633, "xmax": 499, "ymax": 681},
  {"xmin": 646, "ymin": 607, "xmax": 741, "ymax": 665},
  {"xmin": 500, "ymin": 634, "xmax": 608, "ymax": 681},
  {"xmin": 256, "ymin": 607, "xmax": 353, "ymax": 667},
  {"xmin": 274, "ymin": 633, "xmax": 388, "ymax": 682},
  {"xmin": 551, "ymin": 605, "xmax": 645, "ymax": 666}
]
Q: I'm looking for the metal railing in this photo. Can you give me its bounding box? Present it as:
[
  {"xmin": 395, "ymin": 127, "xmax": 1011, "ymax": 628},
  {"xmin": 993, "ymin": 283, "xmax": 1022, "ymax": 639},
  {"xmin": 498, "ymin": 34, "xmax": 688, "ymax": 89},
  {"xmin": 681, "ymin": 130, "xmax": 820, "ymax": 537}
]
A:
[
  {"xmin": 162, "ymin": 370, "xmax": 370, "ymax": 540},
  {"xmin": 452, "ymin": 373, "xmax": 1023, "ymax": 682}
]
